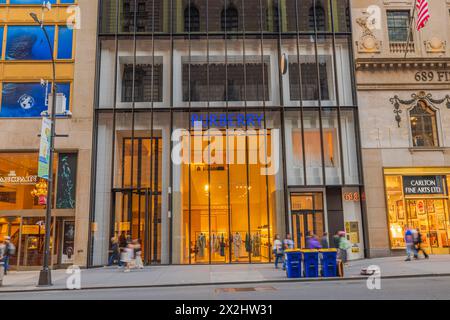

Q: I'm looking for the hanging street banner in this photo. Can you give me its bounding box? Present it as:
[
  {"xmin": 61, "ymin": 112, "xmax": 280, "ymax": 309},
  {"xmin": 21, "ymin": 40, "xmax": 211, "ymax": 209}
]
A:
[{"xmin": 38, "ymin": 117, "xmax": 52, "ymax": 180}]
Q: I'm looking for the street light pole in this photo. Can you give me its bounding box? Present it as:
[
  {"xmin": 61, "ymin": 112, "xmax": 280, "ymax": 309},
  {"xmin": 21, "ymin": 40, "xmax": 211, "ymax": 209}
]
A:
[{"xmin": 30, "ymin": 11, "xmax": 57, "ymax": 287}]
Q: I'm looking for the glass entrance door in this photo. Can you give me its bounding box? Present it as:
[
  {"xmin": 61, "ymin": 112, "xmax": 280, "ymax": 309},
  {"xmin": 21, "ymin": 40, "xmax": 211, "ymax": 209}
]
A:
[
  {"xmin": 112, "ymin": 136, "xmax": 162, "ymax": 264},
  {"xmin": 405, "ymin": 198, "xmax": 450, "ymax": 254},
  {"xmin": 290, "ymin": 193, "xmax": 325, "ymax": 249}
]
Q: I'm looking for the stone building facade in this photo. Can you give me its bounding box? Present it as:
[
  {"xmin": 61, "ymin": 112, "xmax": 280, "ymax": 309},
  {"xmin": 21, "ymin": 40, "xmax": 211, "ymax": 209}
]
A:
[{"xmin": 352, "ymin": 0, "xmax": 450, "ymax": 257}]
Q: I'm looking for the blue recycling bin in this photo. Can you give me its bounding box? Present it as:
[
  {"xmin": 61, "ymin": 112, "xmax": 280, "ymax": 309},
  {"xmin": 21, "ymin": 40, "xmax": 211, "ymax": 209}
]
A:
[
  {"xmin": 301, "ymin": 250, "xmax": 319, "ymax": 278},
  {"xmin": 319, "ymin": 249, "xmax": 337, "ymax": 277},
  {"xmin": 284, "ymin": 249, "xmax": 302, "ymax": 278}
]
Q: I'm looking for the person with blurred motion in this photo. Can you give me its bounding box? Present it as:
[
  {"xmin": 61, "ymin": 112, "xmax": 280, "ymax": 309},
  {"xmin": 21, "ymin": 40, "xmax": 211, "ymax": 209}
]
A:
[
  {"xmin": 404, "ymin": 227, "xmax": 415, "ymax": 262},
  {"xmin": 415, "ymin": 228, "xmax": 429, "ymax": 259},
  {"xmin": 338, "ymin": 232, "xmax": 350, "ymax": 265},
  {"xmin": 134, "ymin": 239, "xmax": 144, "ymax": 269},
  {"xmin": 321, "ymin": 232, "xmax": 329, "ymax": 249}
]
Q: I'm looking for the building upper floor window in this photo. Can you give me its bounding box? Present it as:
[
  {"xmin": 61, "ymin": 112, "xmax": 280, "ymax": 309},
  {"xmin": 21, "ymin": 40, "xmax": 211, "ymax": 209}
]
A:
[
  {"xmin": 5, "ymin": 25, "xmax": 73, "ymax": 60},
  {"xmin": 121, "ymin": 0, "xmax": 162, "ymax": 33},
  {"xmin": 182, "ymin": 62, "xmax": 269, "ymax": 102},
  {"xmin": 122, "ymin": 64, "xmax": 163, "ymax": 103},
  {"xmin": 184, "ymin": 4, "xmax": 200, "ymax": 32},
  {"xmin": 221, "ymin": 5, "xmax": 239, "ymax": 32},
  {"xmin": 289, "ymin": 59, "xmax": 330, "ymax": 101},
  {"xmin": 410, "ymin": 100, "xmax": 439, "ymax": 147},
  {"xmin": 387, "ymin": 10, "xmax": 411, "ymax": 42},
  {"xmin": 309, "ymin": 4, "xmax": 326, "ymax": 31}
]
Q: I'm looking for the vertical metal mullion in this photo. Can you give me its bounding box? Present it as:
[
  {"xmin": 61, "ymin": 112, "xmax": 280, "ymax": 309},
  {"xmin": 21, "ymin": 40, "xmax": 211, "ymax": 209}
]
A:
[
  {"xmin": 109, "ymin": 0, "xmax": 120, "ymax": 244},
  {"xmin": 329, "ymin": 0, "xmax": 346, "ymax": 186},
  {"xmin": 225, "ymin": 0, "xmax": 232, "ymax": 264},
  {"xmin": 137, "ymin": 139, "xmax": 142, "ymax": 238},
  {"xmin": 187, "ymin": 0, "xmax": 192, "ymax": 265},
  {"xmin": 312, "ymin": 0, "xmax": 327, "ymax": 187},
  {"xmin": 277, "ymin": 0, "xmax": 291, "ymax": 238},
  {"xmin": 148, "ymin": 0, "xmax": 156, "ymax": 264},
  {"xmin": 130, "ymin": 0, "xmax": 138, "ymax": 213},
  {"xmin": 169, "ymin": 0, "xmax": 174, "ymax": 265},
  {"xmin": 258, "ymin": 0, "xmax": 271, "ymax": 261},
  {"xmin": 294, "ymin": 0, "xmax": 307, "ymax": 187},
  {"xmin": 206, "ymin": 0, "xmax": 212, "ymax": 265}
]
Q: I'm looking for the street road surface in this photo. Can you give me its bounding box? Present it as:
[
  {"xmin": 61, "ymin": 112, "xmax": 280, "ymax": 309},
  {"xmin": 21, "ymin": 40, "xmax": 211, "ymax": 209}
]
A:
[{"xmin": 0, "ymin": 276, "xmax": 449, "ymax": 300}]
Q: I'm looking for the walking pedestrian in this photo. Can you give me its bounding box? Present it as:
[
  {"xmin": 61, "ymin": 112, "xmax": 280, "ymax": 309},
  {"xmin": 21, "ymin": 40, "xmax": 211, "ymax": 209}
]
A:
[
  {"xmin": 415, "ymin": 228, "xmax": 429, "ymax": 259},
  {"xmin": 134, "ymin": 239, "xmax": 144, "ymax": 269},
  {"xmin": 307, "ymin": 234, "xmax": 322, "ymax": 249},
  {"xmin": 282, "ymin": 234, "xmax": 295, "ymax": 271},
  {"xmin": 2, "ymin": 236, "xmax": 15, "ymax": 275},
  {"xmin": 107, "ymin": 237, "xmax": 120, "ymax": 266},
  {"xmin": 0, "ymin": 241, "xmax": 6, "ymax": 278},
  {"xmin": 404, "ymin": 227, "xmax": 415, "ymax": 261},
  {"xmin": 273, "ymin": 234, "xmax": 284, "ymax": 269},
  {"xmin": 333, "ymin": 231, "xmax": 340, "ymax": 249},
  {"xmin": 121, "ymin": 238, "xmax": 134, "ymax": 272},
  {"xmin": 321, "ymin": 233, "xmax": 329, "ymax": 249},
  {"xmin": 338, "ymin": 232, "xmax": 350, "ymax": 264}
]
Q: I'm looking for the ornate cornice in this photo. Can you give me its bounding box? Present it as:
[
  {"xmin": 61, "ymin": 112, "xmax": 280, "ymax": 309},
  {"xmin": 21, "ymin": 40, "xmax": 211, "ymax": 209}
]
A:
[{"xmin": 355, "ymin": 58, "xmax": 450, "ymax": 70}]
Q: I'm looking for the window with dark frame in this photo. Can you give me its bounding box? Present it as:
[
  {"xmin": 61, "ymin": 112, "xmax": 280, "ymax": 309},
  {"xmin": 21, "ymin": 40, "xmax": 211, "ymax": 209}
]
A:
[
  {"xmin": 387, "ymin": 10, "xmax": 411, "ymax": 42},
  {"xmin": 410, "ymin": 100, "xmax": 439, "ymax": 147},
  {"xmin": 309, "ymin": 4, "xmax": 326, "ymax": 31},
  {"xmin": 289, "ymin": 62, "xmax": 330, "ymax": 101},
  {"xmin": 221, "ymin": 5, "xmax": 239, "ymax": 32},
  {"xmin": 122, "ymin": 64, "xmax": 163, "ymax": 103},
  {"xmin": 184, "ymin": 4, "xmax": 200, "ymax": 32},
  {"xmin": 182, "ymin": 63, "xmax": 269, "ymax": 102}
]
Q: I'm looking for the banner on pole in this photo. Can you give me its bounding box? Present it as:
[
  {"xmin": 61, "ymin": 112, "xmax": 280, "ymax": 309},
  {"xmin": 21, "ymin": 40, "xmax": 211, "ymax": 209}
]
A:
[{"xmin": 38, "ymin": 117, "xmax": 52, "ymax": 180}]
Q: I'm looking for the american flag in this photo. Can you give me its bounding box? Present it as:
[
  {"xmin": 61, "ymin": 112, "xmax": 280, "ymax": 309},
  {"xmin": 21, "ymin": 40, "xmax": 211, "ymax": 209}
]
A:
[{"xmin": 416, "ymin": 0, "xmax": 430, "ymax": 31}]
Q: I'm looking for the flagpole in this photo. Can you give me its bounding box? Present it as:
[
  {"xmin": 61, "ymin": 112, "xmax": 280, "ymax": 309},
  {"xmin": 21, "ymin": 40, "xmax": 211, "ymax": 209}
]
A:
[{"xmin": 404, "ymin": 1, "xmax": 417, "ymax": 59}]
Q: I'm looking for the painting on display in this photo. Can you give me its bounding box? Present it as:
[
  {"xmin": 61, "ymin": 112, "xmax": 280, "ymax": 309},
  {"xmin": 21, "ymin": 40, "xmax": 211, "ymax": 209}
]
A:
[
  {"xmin": 429, "ymin": 231, "xmax": 439, "ymax": 248},
  {"xmin": 427, "ymin": 200, "xmax": 435, "ymax": 213},
  {"xmin": 56, "ymin": 153, "xmax": 77, "ymax": 209},
  {"xmin": 396, "ymin": 200, "xmax": 405, "ymax": 220},
  {"xmin": 416, "ymin": 200, "xmax": 426, "ymax": 215},
  {"xmin": 61, "ymin": 220, "xmax": 75, "ymax": 264}
]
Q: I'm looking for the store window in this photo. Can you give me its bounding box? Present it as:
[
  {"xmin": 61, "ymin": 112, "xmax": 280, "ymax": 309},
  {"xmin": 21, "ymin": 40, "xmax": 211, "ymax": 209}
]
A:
[
  {"xmin": 0, "ymin": 152, "xmax": 77, "ymax": 211},
  {"xmin": 410, "ymin": 100, "xmax": 439, "ymax": 147},
  {"xmin": 385, "ymin": 174, "xmax": 450, "ymax": 254}
]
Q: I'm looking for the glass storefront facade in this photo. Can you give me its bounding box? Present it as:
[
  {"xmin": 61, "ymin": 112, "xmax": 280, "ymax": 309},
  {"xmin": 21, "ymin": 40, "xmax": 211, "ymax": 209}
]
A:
[
  {"xmin": 0, "ymin": 152, "xmax": 78, "ymax": 269},
  {"xmin": 385, "ymin": 168, "xmax": 450, "ymax": 255},
  {"xmin": 91, "ymin": 0, "xmax": 364, "ymax": 266}
]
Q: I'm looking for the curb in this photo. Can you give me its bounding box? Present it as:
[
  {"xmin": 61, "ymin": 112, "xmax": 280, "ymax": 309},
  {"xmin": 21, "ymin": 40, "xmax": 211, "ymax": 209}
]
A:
[{"xmin": 1, "ymin": 272, "xmax": 450, "ymax": 294}]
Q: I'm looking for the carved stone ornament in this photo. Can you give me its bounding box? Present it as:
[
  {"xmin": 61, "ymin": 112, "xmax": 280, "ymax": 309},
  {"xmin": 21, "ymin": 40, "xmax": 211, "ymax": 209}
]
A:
[
  {"xmin": 390, "ymin": 91, "xmax": 450, "ymax": 127},
  {"xmin": 356, "ymin": 12, "xmax": 381, "ymax": 53},
  {"xmin": 425, "ymin": 37, "xmax": 446, "ymax": 53}
]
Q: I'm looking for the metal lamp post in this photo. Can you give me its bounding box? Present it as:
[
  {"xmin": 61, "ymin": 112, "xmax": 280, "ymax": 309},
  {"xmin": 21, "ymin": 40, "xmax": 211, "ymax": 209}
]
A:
[{"xmin": 30, "ymin": 11, "xmax": 57, "ymax": 286}]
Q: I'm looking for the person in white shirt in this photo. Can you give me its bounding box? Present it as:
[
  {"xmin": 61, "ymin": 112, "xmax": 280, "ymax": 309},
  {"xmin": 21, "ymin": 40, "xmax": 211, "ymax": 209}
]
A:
[{"xmin": 273, "ymin": 234, "xmax": 283, "ymax": 269}]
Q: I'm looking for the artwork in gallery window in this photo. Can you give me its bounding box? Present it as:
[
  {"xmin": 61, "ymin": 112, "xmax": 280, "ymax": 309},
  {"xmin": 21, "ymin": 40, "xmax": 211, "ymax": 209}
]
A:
[
  {"xmin": 429, "ymin": 231, "xmax": 439, "ymax": 248},
  {"xmin": 428, "ymin": 214, "xmax": 437, "ymax": 231},
  {"xmin": 437, "ymin": 215, "xmax": 446, "ymax": 230},
  {"xmin": 416, "ymin": 200, "xmax": 426, "ymax": 215},
  {"xmin": 396, "ymin": 200, "xmax": 404, "ymax": 220},
  {"xmin": 439, "ymin": 231, "xmax": 449, "ymax": 248},
  {"xmin": 389, "ymin": 205, "xmax": 397, "ymax": 223},
  {"xmin": 409, "ymin": 201, "xmax": 417, "ymax": 219},
  {"xmin": 427, "ymin": 200, "xmax": 435, "ymax": 214}
]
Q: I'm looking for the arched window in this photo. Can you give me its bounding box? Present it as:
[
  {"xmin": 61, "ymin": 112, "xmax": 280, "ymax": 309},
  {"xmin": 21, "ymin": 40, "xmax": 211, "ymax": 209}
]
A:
[
  {"xmin": 221, "ymin": 5, "xmax": 239, "ymax": 31},
  {"xmin": 308, "ymin": 4, "xmax": 326, "ymax": 31},
  {"xmin": 184, "ymin": 4, "xmax": 200, "ymax": 32},
  {"xmin": 410, "ymin": 100, "xmax": 439, "ymax": 147}
]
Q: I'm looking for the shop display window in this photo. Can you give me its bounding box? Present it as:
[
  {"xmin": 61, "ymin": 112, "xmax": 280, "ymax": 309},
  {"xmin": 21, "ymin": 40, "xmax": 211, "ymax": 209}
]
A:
[{"xmin": 385, "ymin": 174, "xmax": 450, "ymax": 254}]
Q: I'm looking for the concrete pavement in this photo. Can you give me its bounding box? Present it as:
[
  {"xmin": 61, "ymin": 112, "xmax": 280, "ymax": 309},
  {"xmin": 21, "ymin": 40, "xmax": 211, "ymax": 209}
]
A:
[{"xmin": 0, "ymin": 255, "xmax": 449, "ymax": 293}]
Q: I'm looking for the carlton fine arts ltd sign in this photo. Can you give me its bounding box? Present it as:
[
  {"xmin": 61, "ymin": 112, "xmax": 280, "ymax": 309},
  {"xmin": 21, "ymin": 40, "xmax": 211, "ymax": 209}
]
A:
[{"xmin": 402, "ymin": 175, "xmax": 445, "ymax": 195}]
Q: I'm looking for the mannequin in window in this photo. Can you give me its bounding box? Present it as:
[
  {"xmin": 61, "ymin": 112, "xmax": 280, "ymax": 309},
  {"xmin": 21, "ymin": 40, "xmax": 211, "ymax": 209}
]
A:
[
  {"xmin": 197, "ymin": 233, "xmax": 206, "ymax": 258},
  {"xmin": 233, "ymin": 232, "xmax": 242, "ymax": 259}
]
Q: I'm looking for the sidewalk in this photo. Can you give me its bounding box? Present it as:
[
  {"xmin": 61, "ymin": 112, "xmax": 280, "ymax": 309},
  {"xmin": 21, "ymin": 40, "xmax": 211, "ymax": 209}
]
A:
[{"xmin": 0, "ymin": 255, "xmax": 449, "ymax": 293}]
